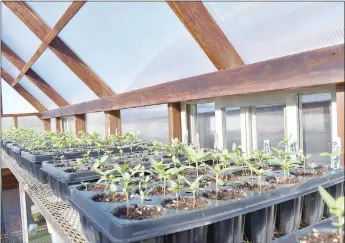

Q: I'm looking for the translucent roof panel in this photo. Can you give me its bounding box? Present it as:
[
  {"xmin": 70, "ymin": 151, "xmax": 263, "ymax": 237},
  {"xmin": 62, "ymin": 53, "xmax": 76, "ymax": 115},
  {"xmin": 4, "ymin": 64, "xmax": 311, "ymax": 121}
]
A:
[
  {"xmin": 204, "ymin": 2, "xmax": 344, "ymax": 64},
  {"xmin": 59, "ymin": 2, "xmax": 216, "ymax": 93},
  {"xmin": 2, "ymin": 56, "xmax": 20, "ymax": 79},
  {"xmin": 31, "ymin": 48, "xmax": 98, "ymax": 104},
  {"xmin": 26, "ymin": 2, "xmax": 71, "ymax": 29},
  {"xmin": 19, "ymin": 76, "xmax": 58, "ymax": 110},
  {"xmin": 1, "ymin": 4, "xmax": 42, "ymax": 62},
  {"xmin": 1, "ymin": 79, "xmax": 38, "ymax": 114}
]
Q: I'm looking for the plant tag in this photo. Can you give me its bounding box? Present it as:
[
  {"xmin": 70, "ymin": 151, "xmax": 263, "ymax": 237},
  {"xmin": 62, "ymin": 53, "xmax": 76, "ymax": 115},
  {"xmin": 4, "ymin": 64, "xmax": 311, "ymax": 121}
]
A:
[
  {"xmin": 263, "ymin": 140, "xmax": 271, "ymax": 153},
  {"xmin": 214, "ymin": 133, "xmax": 219, "ymax": 151},
  {"xmin": 195, "ymin": 134, "xmax": 200, "ymax": 150},
  {"xmin": 331, "ymin": 137, "xmax": 341, "ymax": 169},
  {"xmin": 288, "ymin": 139, "xmax": 298, "ymax": 160},
  {"xmin": 183, "ymin": 130, "xmax": 188, "ymax": 146}
]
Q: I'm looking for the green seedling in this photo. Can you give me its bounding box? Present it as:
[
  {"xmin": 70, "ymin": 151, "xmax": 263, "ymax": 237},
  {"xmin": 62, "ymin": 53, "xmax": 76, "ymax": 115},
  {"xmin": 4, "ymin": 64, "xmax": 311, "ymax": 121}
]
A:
[
  {"xmin": 308, "ymin": 163, "xmax": 318, "ymax": 174},
  {"xmin": 182, "ymin": 146, "xmax": 212, "ymax": 177},
  {"xmin": 298, "ymin": 150, "xmax": 311, "ymax": 172},
  {"xmin": 318, "ymin": 186, "xmax": 344, "ymax": 243},
  {"xmin": 245, "ymin": 161, "xmax": 265, "ymax": 192},
  {"xmin": 319, "ymin": 151, "xmax": 342, "ymax": 169},
  {"xmin": 184, "ymin": 176, "xmax": 203, "ymax": 209},
  {"xmin": 168, "ymin": 179, "xmax": 183, "ymax": 205}
]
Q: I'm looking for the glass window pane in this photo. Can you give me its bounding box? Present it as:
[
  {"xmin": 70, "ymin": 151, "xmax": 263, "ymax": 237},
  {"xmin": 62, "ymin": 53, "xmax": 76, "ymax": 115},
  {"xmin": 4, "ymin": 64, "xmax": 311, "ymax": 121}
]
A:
[
  {"xmin": 59, "ymin": 2, "xmax": 216, "ymax": 93},
  {"xmin": 2, "ymin": 4, "xmax": 42, "ymax": 62},
  {"xmin": 31, "ymin": 49, "xmax": 97, "ymax": 104},
  {"xmin": 86, "ymin": 113, "xmax": 105, "ymax": 137},
  {"xmin": 2, "ymin": 57, "xmax": 20, "ymax": 78},
  {"xmin": 121, "ymin": 105, "xmax": 168, "ymax": 142},
  {"xmin": 18, "ymin": 117, "xmax": 43, "ymax": 131},
  {"xmin": 204, "ymin": 2, "xmax": 344, "ymax": 64},
  {"xmin": 19, "ymin": 76, "xmax": 58, "ymax": 110},
  {"xmin": 1, "ymin": 118, "xmax": 14, "ymax": 129},
  {"xmin": 302, "ymin": 93, "xmax": 332, "ymax": 165},
  {"xmin": 194, "ymin": 103, "xmax": 215, "ymax": 149},
  {"xmin": 256, "ymin": 104, "xmax": 285, "ymax": 149},
  {"xmin": 224, "ymin": 107, "xmax": 241, "ymax": 149},
  {"xmin": 62, "ymin": 116, "xmax": 75, "ymax": 134},
  {"xmin": 1, "ymin": 80, "xmax": 38, "ymax": 114},
  {"xmin": 26, "ymin": 2, "xmax": 71, "ymax": 28}
]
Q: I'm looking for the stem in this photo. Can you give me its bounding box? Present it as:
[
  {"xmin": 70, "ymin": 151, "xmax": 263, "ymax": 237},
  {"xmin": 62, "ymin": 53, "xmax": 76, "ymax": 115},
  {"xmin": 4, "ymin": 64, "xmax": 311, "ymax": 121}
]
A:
[
  {"xmin": 339, "ymin": 226, "xmax": 343, "ymax": 243},
  {"xmin": 196, "ymin": 162, "xmax": 199, "ymax": 178},
  {"xmin": 193, "ymin": 192, "xmax": 196, "ymax": 209},
  {"xmin": 216, "ymin": 174, "xmax": 218, "ymax": 199},
  {"xmin": 163, "ymin": 177, "xmax": 166, "ymax": 198}
]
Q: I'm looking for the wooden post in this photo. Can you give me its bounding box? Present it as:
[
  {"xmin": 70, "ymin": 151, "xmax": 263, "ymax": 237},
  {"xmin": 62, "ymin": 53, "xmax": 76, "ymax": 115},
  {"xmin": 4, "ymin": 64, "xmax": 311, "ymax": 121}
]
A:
[
  {"xmin": 55, "ymin": 117, "xmax": 62, "ymax": 132},
  {"xmin": 74, "ymin": 114, "xmax": 86, "ymax": 135},
  {"xmin": 336, "ymin": 84, "xmax": 344, "ymax": 166},
  {"xmin": 43, "ymin": 119, "xmax": 51, "ymax": 131},
  {"xmin": 13, "ymin": 117, "xmax": 18, "ymax": 128},
  {"xmin": 168, "ymin": 102, "xmax": 182, "ymax": 141},
  {"xmin": 104, "ymin": 110, "xmax": 121, "ymax": 136}
]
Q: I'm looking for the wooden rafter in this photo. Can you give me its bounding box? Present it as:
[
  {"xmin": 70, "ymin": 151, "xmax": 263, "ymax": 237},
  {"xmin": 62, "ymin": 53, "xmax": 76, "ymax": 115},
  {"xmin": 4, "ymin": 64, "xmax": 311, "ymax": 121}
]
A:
[
  {"xmin": 1, "ymin": 68, "xmax": 47, "ymax": 112},
  {"xmin": 40, "ymin": 44, "xmax": 344, "ymax": 119},
  {"xmin": 2, "ymin": 113, "xmax": 41, "ymax": 118},
  {"xmin": 4, "ymin": 1, "xmax": 115, "ymax": 98},
  {"xmin": 1, "ymin": 41, "xmax": 69, "ymax": 107},
  {"xmin": 168, "ymin": 1, "xmax": 244, "ymax": 70}
]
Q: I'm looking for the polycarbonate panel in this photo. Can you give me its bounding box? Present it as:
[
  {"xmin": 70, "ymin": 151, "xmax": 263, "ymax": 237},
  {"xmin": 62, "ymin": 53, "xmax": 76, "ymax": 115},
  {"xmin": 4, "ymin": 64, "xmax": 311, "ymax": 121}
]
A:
[
  {"xmin": 196, "ymin": 103, "xmax": 215, "ymax": 149},
  {"xmin": 26, "ymin": 2, "xmax": 71, "ymax": 28},
  {"xmin": 19, "ymin": 76, "xmax": 58, "ymax": 110},
  {"xmin": 224, "ymin": 107, "xmax": 241, "ymax": 149},
  {"xmin": 51, "ymin": 118, "xmax": 57, "ymax": 132},
  {"xmin": 2, "ymin": 57, "xmax": 20, "ymax": 79},
  {"xmin": 302, "ymin": 93, "xmax": 332, "ymax": 165},
  {"xmin": 86, "ymin": 113, "xmax": 105, "ymax": 136},
  {"xmin": 1, "ymin": 4, "xmax": 42, "ymax": 62},
  {"xmin": 256, "ymin": 104, "xmax": 285, "ymax": 149},
  {"xmin": 31, "ymin": 49, "xmax": 97, "ymax": 104},
  {"xmin": 121, "ymin": 105, "xmax": 169, "ymax": 142},
  {"xmin": 59, "ymin": 2, "xmax": 216, "ymax": 93},
  {"xmin": 1, "ymin": 118, "xmax": 14, "ymax": 129},
  {"xmin": 18, "ymin": 117, "xmax": 44, "ymax": 131},
  {"xmin": 62, "ymin": 116, "xmax": 75, "ymax": 134},
  {"xmin": 204, "ymin": 2, "xmax": 344, "ymax": 64},
  {"xmin": 1, "ymin": 79, "xmax": 38, "ymax": 114}
]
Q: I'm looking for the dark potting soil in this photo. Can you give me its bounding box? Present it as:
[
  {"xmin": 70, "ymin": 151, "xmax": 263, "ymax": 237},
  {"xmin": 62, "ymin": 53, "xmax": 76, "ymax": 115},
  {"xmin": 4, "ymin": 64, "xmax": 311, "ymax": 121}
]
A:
[
  {"xmin": 264, "ymin": 164, "xmax": 281, "ymax": 171},
  {"xmin": 202, "ymin": 189, "xmax": 245, "ymax": 201},
  {"xmin": 236, "ymin": 183, "xmax": 277, "ymax": 192},
  {"xmin": 113, "ymin": 205, "xmax": 164, "ymax": 220},
  {"xmin": 164, "ymin": 197, "xmax": 209, "ymax": 210},
  {"xmin": 299, "ymin": 231, "xmax": 341, "ymax": 243},
  {"xmin": 78, "ymin": 184, "xmax": 109, "ymax": 191},
  {"xmin": 219, "ymin": 174, "xmax": 237, "ymax": 182},
  {"xmin": 275, "ymin": 177, "xmax": 300, "ymax": 184},
  {"xmin": 186, "ymin": 168, "xmax": 208, "ymax": 176},
  {"xmin": 295, "ymin": 171, "xmax": 324, "ymax": 177},
  {"xmin": 92, "ymin": 193, "xmax": 127, "ymax": 203},
  {"xmin": 147, "ymin": 186, "xmax": 173, "ymax": 196},
  {"xmin": 64, "ymin": 167, "xmax": 91, "ymax": 173}
]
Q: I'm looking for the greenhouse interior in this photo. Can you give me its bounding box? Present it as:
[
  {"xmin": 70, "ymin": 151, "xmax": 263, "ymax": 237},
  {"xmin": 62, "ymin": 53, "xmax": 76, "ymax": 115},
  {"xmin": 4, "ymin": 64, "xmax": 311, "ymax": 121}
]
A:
[{"xmin": 0, "ymin": 1, "xmax": 344, "ymax": 243}]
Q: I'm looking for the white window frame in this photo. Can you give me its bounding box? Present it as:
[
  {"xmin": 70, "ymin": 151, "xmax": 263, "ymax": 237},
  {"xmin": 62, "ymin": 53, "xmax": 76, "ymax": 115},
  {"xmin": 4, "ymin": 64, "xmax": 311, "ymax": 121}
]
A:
[
  {"xmin": 181, "ymin": 85, "xmax": 338, "ymax": 155},
  {"xmin": 61, "ymin": 116, "xmax": 75, "ymax": 134}
]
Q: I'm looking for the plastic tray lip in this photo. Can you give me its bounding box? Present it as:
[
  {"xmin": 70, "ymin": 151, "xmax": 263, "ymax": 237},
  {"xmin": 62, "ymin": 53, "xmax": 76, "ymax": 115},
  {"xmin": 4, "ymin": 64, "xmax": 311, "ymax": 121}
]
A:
[
  {"xmin": 69, "ymin": 171, "xmax": 344, "ymax": 242},
  {"xmin": 272, "ymin": 217, "xmax": 340, "ymax": 243}
]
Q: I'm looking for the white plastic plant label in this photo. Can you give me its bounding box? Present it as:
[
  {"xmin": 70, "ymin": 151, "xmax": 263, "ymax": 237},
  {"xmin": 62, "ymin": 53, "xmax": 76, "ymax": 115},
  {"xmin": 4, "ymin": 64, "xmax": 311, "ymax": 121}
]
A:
[
  {"xmin": 263, "ymin": 140, "xmax": 270, "ymax": 153},
  {"xmin": 183, "ymin": 130, "xmax": 188, "ymax": 146},
  {"xmin": 331, "ymin": 137, "xmax": 341, "ymax": 169},
  {"xmin": 195, "ymin": 134, "xmax": 200, "ymax": 150},
  {"xmin": 288, "ymin": 139, "xmax": 298, "ymax": 160}
]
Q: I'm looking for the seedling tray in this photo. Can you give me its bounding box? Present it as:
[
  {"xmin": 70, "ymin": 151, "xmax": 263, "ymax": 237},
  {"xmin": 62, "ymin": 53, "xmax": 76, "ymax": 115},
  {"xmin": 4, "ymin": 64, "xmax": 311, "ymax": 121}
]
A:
[
  {"xmin": 41, "ymin": 161, "xmax": 102, "ymax": 201},
  {"xmin": 69, "ymin": 171, "xmax": 344, "ymax": 243},
  {"xmin": 272, "ymin": 217, "xmax": 341, "ymax": 243}
]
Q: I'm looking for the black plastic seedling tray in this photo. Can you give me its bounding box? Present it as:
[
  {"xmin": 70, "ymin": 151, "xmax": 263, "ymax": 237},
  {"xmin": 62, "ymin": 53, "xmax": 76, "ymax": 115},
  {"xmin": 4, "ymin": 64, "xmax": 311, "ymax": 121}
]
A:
[
  {"xmin": 69, "ymin": 170, "xmax": 344, "ymax": 243},
  {"xmin": 41, "ymin": 161, "xmax": 103, "ymax": 201},
  {"xmin": 272, "ymin": 217, "xmax": 341, "ymax": 243}
]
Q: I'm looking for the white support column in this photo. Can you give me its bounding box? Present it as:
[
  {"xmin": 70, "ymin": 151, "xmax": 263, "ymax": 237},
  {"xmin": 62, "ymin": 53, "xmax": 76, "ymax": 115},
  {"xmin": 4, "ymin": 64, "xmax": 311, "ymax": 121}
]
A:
[
  {"xmin": 19, "ymin": 182, "xmax": 29, "ymax": 243},
  {"xmin": 180, "ymin": 103, "xmax": 188, "ymax": 144},
  {"xmin": 251, "ymin": 107, "xmax": 257, "ymax": 150},
  {"xmin": 215, "ymin": 103, "xmax": 224, "ymax": 150},
  {"xmin": 331, "ymin": 90, "xmax": 338, "ymax": 142},
  {"xmin": 240, "ymin": 107, "xmax": 252, "ymax": 156},
  {"xmin": 285, "ymin": 94, "xmax": 300, "ymax": 149}
]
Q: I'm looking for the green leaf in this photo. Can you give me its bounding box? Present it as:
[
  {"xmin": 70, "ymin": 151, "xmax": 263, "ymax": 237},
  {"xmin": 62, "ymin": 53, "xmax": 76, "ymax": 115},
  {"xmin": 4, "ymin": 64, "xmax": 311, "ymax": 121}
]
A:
[
  {"xmin": 109, "ymin": 184, "xmax": 117, "ymax": 192},
  {"xmin": 121, "ymin": 164, "xmax": 129, "ymax": 174},
  {"xmin": 318, "ymin": 186, "xmax": 336, "ymax": 209},
  {"xmin": 336, "ymin": 197, "xmax": 345, "ymax": 211}
]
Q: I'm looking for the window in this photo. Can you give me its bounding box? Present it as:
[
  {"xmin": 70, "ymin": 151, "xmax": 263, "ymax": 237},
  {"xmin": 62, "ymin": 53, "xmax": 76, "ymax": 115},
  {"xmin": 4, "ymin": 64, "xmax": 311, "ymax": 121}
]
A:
[
  {"xmin": 61, "ymin": 116, "xmax": 75, "ymax": 135},
  {"xmin": 301, "ymin": 93, "xmax": 332, "ymax": 164},
  {"xmin": 223, "ymin": 107, "xmax": 241, "ymax": 149}
]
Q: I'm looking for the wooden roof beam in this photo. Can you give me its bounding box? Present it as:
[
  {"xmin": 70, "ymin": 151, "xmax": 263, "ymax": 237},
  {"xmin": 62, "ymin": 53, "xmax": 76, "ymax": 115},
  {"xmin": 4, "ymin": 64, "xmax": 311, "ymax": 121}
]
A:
[
  {"xmin": 40, "ymin": 44, "xmax": 344, "ymax": 119},
  {"xmin": 4, "ymin": 1, "xmax": 115, "ymax": 98},
  {"xmin": 1, "ymin": 68, "xmax": 47, "ymax": 112},
  {"xmin": 1, "ymin": 41, "xmax": 69, "ymax": 107},
  {"xmin": 168, "ymin": 1, "xmax": 244, "ymax": 70}
]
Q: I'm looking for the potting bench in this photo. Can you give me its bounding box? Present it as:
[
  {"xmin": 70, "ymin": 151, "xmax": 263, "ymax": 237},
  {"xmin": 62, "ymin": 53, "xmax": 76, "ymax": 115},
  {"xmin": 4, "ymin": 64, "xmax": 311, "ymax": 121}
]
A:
[{"xmin": 2, "ymin": 151, "xmax": 87, "ymax": 243}]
